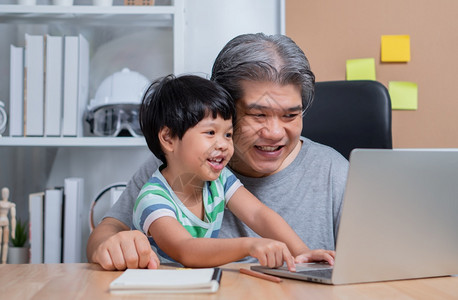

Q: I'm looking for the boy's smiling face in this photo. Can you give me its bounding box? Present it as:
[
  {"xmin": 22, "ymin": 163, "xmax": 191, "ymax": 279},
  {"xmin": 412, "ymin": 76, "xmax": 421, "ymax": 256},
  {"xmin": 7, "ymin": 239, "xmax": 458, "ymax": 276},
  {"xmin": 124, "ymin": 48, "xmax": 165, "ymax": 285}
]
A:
[{"xmin": 167, "ymin": 114, "xmax": 234, "ymax": 183}]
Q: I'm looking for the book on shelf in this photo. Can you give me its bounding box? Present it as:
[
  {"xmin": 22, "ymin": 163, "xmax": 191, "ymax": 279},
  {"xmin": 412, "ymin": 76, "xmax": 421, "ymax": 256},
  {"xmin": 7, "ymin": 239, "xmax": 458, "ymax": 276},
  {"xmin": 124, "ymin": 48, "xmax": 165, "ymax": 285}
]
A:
[
  {"xmin": 44, "ymin": 187, "xmax": 64, "ymax": 263},
  {"xmin": 62, "ymin": 35, "xmax": 78, "ymax": 137},
  {"xmin": 62, "ymin": 34, "xmax": 89, "ymax": 137},
  {"xmin": 24, "ymin": 34, "xmax": 45, "ymax": 136},
  {"xmin": 9, "ymin": 45, "xmax": 24, "ymax": 137},
  {"xmin": 77, "ymin": 34, "xmax": 89, "ymax": 137},
  {"xmin": 63, "ymin": 177, "xmax": 84, "ymax": 263},
  {"xmin": 44, "ymin": 35, "xmax": 64, "ymax": 137},
  {"xmin": 29, "ymin": 192, "xmax": 45, "ymax": 264},
  {"xmin": 28, "ymin": 178, "xmax": 86, "ymax": 264},
  {"xmin": 109, "ymin": 268, "xmax": 222, "ymax": 294}
]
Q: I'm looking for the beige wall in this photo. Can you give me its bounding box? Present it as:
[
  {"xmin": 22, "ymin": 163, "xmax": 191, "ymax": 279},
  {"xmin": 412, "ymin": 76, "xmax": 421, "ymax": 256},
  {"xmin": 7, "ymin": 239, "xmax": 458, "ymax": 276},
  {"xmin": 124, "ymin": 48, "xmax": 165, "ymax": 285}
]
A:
[{"xmin": 286, "ymin": 0, "xmax": 458, "ymax": 148}]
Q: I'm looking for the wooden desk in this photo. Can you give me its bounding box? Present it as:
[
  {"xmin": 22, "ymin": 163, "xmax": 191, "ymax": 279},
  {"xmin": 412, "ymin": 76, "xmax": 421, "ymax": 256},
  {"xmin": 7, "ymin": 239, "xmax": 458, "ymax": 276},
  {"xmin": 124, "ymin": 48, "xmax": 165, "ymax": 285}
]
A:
[{"xmin": 1, "ymin": 263, "xmax": 457, "ymax": 299}]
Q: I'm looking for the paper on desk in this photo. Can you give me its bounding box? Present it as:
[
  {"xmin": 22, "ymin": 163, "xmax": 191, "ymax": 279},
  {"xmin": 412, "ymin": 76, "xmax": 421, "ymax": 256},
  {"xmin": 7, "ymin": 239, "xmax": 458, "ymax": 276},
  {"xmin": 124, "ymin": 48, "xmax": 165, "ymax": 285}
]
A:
[{"xmin": 346, "ymin": 58, "xmax": 376, "ymax": 81}]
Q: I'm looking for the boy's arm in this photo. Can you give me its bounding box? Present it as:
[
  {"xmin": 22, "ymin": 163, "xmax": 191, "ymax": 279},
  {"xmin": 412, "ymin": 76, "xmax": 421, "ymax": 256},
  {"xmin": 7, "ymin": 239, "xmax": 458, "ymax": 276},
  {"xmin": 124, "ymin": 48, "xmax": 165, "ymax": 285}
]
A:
[
  {"xmin": 149, "ymin": 216, "xmax": 295, "ymax": 270},
  {"xmin": 87, "ymin": 217, "xmax": 159, "ymax": 270},
  {"xmin": 227, "ymin": 187, "xmax": 335, "ymax": 265}
]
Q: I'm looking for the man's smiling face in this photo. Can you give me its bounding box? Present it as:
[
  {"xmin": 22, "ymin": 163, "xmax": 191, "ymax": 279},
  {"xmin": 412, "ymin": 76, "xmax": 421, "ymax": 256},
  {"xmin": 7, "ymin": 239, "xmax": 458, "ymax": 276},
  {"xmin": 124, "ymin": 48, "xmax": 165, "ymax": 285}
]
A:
[{"xmin": 230, "ymin": 80, "xmax": 304, "ymax": 178}]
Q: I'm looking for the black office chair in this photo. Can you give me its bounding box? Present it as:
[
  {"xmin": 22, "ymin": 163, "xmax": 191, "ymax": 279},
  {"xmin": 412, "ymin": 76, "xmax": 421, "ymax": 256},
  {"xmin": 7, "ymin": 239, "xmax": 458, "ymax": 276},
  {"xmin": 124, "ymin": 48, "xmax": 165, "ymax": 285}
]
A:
[{"xmin": 302, "ymin": 80, "xmax": 392, "ymax": 160}]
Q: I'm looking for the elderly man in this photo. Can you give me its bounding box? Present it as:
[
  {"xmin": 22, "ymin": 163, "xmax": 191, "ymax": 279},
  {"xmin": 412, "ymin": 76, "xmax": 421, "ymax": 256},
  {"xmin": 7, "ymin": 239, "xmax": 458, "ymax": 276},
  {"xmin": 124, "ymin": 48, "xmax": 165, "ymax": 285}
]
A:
[{"xmin": 87, "ymin": 33, "xmax": 348, "ymax": 270}]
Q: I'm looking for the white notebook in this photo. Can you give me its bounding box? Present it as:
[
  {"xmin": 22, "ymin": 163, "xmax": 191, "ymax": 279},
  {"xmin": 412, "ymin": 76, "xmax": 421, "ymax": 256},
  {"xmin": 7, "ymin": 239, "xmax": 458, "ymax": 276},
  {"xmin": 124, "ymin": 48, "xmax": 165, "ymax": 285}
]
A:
[
  {"xmin": 44, "ymin": 188, "xmax": 63, "ymax": 263},
  {"xmin": 109, "ymin": 268, "xmax": 222, "ymax": 294},
  {"xmin": 63, "ymin": 177, "xmax": 84, "ymax": 263},
  {"xmin": 44, "ymin": 35, "xmax": 63, "ymax": 137},
  {"xmin": 62, "ymin": 34, "xmax": 89, "ymax": 137},
  {"xmin": 29, "ymin": 192, "xmax": 45, "ymax": 264},
  {"xmin": 9, "ymin": 45, "xmax": 24, "ymax": 137},
  {"xmin": 25, "ymin": 34, "xmax": 44, "ymax": 136}
]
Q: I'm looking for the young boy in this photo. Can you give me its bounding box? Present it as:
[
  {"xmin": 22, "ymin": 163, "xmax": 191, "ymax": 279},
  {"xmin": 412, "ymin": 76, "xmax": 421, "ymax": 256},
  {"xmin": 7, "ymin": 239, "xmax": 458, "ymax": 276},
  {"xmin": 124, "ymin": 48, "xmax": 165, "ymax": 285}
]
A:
[{"xmin": 133, "ymin": 75, "xmax": 335, "ymax": 271}]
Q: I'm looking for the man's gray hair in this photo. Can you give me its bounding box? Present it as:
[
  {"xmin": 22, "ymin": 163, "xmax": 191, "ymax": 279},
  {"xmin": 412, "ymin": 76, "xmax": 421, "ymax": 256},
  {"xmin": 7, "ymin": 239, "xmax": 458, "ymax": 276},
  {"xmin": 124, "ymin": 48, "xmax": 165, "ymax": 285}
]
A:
[{"xmin": 211, "ymin": 33, "xmax": 315, "ymax": 111}]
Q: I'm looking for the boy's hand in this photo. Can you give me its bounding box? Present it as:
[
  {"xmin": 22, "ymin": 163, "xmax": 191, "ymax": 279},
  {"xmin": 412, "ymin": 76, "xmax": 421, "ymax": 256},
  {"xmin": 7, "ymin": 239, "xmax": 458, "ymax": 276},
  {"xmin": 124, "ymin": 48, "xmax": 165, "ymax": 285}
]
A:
[
  {"xmin": 294, "ymin": 249, "xmax": 336, "ymax": 266},
  {"xmin": 92, "ymin": 230, "xmax": 160, "ymax": 270},
  {"xmin": 248, "ymin": 238, "xmax": 296, "ymax": 272}
]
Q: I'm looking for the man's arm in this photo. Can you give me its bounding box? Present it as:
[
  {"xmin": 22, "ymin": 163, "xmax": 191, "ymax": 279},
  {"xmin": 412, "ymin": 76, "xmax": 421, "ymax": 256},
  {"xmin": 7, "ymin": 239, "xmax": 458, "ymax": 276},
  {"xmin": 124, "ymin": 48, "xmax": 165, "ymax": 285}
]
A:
[
  {"xmin": 87, "ymin": 217, "xmax": 159, "ymax": 270},
  {"xmin": 87, "ymin": 155, "xmax": 162, "ymax": 270}
]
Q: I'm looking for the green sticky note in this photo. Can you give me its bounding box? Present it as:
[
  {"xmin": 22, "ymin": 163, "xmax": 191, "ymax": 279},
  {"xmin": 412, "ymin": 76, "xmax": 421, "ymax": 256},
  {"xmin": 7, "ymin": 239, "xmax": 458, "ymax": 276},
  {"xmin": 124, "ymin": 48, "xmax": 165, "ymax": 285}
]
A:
[
  {"xmin": 389, "ymin": 81, "xmax": 418, "ymax": 110},
  {"xmin": 346, "ymin": 58, "xmax": 376, "ymax": 81},
  {"xmin": 381, "ymin": 35, "xmax": 411, "ymax": 62}
]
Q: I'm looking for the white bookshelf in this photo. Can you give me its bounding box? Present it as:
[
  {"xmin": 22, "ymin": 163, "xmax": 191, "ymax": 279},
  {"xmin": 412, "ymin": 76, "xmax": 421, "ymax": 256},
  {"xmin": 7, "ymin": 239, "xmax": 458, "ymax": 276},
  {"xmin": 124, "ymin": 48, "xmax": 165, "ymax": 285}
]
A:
[
  {"xmin": 0, "ymin": 1, "xmax": 182, "ymax": 263},
  {"xmin": 0, "ymin": 136, "xmax": 146, "ymax": 147},
  {"xmin": 0, "ymin": 4, "xmax": 177, "ymax": 15},
  {"xmin": 0, "ymin": 0, "xmax": 184, "ymax": 147}
]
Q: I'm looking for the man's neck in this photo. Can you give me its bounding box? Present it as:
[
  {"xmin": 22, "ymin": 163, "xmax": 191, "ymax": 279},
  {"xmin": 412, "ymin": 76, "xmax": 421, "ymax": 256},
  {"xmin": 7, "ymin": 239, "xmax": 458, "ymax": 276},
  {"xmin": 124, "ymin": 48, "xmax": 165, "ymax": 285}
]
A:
[{"xmin": 279, "ymin": 138, "xmax": 303, "ymax": 172}]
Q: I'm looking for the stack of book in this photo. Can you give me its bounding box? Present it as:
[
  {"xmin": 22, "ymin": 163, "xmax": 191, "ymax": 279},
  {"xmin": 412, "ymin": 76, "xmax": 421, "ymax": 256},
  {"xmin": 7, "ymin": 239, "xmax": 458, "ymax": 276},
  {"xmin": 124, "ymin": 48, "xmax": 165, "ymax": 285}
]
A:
[
  {"xmin": 9, "ymin": 34, "xmax": 89, "ymax": 138},
  {"xmin": 29, "ymin": 177, "xmax": 85, "ymax": 264}
]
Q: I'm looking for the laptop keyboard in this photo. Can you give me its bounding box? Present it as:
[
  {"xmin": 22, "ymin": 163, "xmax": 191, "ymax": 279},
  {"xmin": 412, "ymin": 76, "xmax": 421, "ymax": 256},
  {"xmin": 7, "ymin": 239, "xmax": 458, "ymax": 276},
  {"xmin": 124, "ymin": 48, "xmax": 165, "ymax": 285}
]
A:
[{"xmin": 299, "ymin": 268, "xmax": 333, "ymax": 278}]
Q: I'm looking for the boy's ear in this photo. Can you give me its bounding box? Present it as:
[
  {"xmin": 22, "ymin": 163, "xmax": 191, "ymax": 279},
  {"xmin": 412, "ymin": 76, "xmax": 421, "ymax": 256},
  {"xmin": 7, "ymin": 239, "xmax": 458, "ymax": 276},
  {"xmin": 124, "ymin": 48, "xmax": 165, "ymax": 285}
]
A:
[{"xmin": 158, "ymin": 126, "xmax": 175, "ymax": 152}]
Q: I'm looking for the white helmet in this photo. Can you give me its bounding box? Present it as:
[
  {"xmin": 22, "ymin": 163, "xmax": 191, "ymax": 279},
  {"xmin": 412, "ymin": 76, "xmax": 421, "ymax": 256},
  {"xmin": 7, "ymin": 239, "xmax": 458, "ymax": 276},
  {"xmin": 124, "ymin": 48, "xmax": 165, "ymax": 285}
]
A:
[
  {"xmin": 85, "ymin": 68, "xmax": 150, "ymax": 137},
  {"xmin": 87, "ymin": 68, "xmax": 149, "ymax": 111}
]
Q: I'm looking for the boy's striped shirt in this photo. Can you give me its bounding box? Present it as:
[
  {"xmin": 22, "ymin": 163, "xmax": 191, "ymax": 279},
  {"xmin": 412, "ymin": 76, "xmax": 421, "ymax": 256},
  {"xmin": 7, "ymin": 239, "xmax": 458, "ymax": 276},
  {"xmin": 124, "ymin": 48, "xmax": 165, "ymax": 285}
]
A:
[{"xmin": 133, "ymin": 167, "xmax": 242, "ymax": 263}]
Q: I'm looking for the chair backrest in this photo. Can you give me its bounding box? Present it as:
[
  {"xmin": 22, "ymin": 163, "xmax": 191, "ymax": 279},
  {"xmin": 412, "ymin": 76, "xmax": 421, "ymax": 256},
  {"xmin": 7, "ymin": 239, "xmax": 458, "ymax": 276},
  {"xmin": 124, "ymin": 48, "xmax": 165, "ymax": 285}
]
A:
[{"xmin": 302, "ymin": 80, "xmax": 392, "ymax": 160}]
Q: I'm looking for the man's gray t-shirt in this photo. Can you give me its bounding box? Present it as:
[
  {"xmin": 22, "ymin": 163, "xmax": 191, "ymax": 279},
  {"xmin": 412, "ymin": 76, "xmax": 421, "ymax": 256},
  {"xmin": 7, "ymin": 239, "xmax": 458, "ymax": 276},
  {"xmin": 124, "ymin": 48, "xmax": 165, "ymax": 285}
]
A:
[
  {"xmin": 105, "ymin": 137, "xmax": 349, "ymax": 256},
  {"xmin": 220, "ymin": 138, "xmax": 348, "ymax": 255}
]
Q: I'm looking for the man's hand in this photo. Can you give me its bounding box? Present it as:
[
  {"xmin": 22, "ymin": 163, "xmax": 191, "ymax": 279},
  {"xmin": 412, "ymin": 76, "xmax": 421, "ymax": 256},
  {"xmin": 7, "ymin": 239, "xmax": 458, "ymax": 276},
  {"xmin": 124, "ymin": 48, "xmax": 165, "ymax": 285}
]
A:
[
  {"xmin": 294, "ymin": 249, "xmax": 336, "ymax": 266},
  {"xmin": 92, "ymin": 230, "xmax": 159, "ymax": 270},
  {"xmin": 87, "ymin": 218, "xmax": 160, "ymax": 271}
]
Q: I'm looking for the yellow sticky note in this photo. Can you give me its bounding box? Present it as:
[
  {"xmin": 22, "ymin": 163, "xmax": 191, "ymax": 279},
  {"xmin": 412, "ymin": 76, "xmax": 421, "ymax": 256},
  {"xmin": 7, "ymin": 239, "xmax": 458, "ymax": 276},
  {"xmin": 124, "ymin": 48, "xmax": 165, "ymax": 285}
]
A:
[
  {"xmin": 389, "ymin": 81, "xmax": 418, "ymax": 110},
  {"xmin": 346, "ymin": 58, "xmax": 376, "ymax": 81},
  {"xmin": 381, "ymin": 35, "xmax": 411, "ymax": 62}
]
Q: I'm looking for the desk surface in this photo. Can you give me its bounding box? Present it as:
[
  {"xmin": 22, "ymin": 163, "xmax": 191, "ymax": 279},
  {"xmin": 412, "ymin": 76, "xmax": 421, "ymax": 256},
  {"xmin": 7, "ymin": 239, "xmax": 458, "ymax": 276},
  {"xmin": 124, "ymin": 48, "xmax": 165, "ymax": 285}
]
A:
[{"xmin": 1, "ymin": 263, "xmax": 457, "ymax": 300}]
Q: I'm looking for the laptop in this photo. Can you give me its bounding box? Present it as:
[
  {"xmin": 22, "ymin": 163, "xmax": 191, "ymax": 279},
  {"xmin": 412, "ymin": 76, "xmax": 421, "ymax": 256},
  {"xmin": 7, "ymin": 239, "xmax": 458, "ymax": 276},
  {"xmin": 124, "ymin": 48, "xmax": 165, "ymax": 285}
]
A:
[{"xmin": 251, "ymin": 149, "xmax": 458, "ymax": 284}]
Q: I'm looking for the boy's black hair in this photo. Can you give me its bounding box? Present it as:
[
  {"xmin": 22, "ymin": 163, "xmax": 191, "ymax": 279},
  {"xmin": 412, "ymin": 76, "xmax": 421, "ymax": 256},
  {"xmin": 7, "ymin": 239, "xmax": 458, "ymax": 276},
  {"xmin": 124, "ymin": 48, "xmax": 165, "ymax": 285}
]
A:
[{"xmin": 139, "ymin": 74, "xmax": 236, "ymax": 165}]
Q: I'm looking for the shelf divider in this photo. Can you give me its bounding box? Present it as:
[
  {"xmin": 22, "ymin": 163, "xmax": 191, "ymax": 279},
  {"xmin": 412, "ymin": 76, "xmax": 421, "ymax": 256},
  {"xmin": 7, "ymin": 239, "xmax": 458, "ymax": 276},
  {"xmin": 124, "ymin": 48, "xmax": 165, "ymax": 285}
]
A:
[{"xmin": 0, "ymin": 137, "xmax": 146, "ymax": 147}]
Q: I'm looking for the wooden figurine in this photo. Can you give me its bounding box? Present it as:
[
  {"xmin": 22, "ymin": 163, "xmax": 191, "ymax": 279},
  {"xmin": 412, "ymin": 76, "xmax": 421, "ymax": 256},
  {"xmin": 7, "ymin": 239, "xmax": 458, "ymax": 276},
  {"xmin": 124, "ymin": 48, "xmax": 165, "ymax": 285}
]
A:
[{"xmin": 0, "ymin": 187, "xmax": 16, "ymax": 264}]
